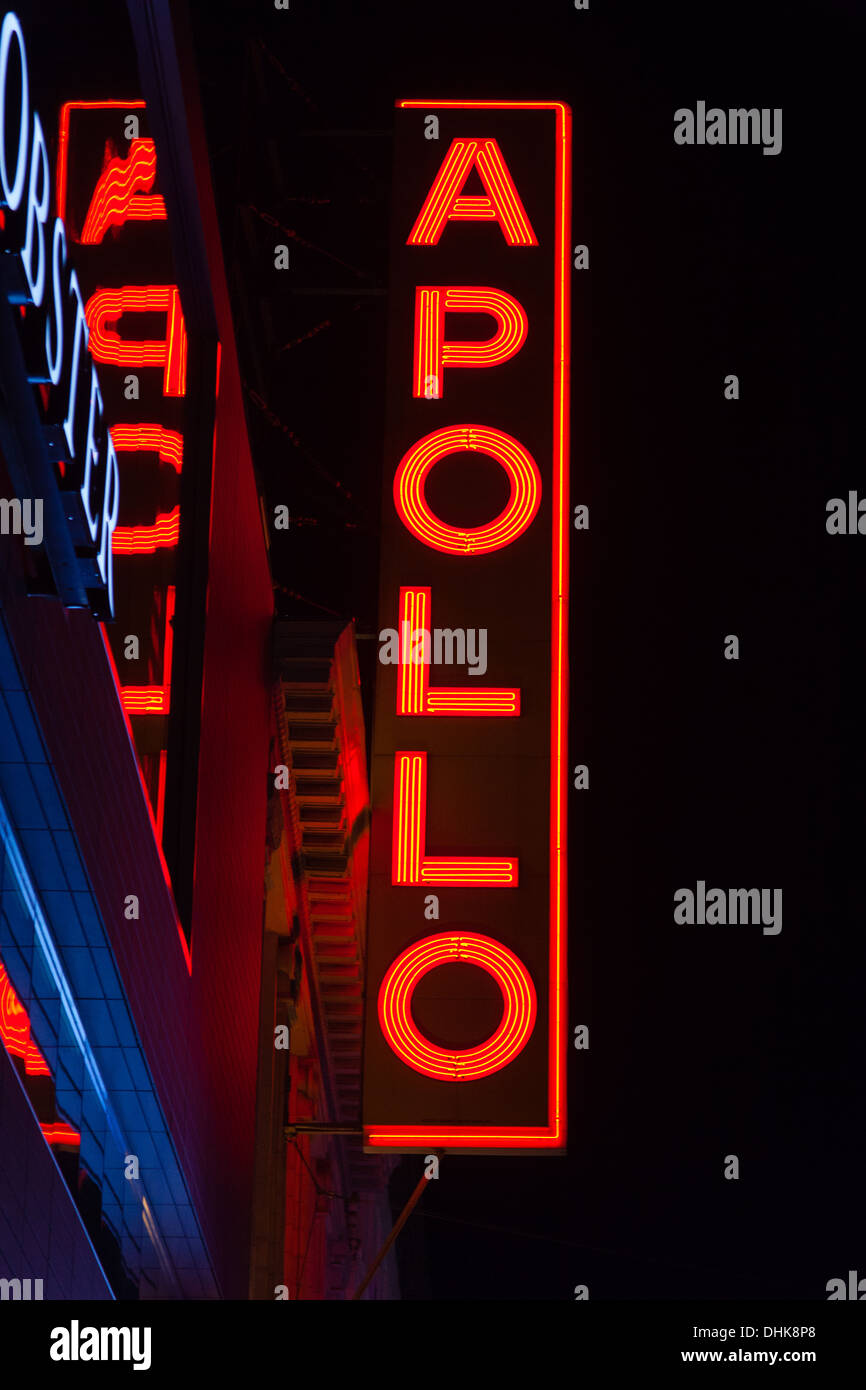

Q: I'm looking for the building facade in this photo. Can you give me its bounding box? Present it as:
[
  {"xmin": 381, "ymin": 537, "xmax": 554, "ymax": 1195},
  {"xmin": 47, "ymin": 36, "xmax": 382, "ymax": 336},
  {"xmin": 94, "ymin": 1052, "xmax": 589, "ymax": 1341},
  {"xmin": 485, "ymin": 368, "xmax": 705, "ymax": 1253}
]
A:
[{"xmin": 0, "ymin": 0, "xmax": 395, "ymax": 1300}]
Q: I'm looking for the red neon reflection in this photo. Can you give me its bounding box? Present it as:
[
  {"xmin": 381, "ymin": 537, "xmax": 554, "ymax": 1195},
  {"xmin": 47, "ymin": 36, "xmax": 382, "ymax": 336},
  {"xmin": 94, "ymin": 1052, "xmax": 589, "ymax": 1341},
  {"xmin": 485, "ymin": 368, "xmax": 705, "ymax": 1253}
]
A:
[
  {"xmin": 393, "ymin": 424, "xmax": 541, "ymax": 555},
  {"xmin": 392, "ymin": 752, "xmax": 517, "ymax": 886},
  {"xmin": 1, "ymin": 961, "xmax": 85, "ymax": 1151},
  {"xmin": 80, "ymin": 138, "xmax": 166, "ymax": 244},
  {"xmin": 40, "ymin": 1122, "xmax": 82, "ymax": 1149},
  {"xmin": 0, "ymin": 960, "xmax": 52, "ymax": 1076},
  {"xmin": 413, "ymin": 286, "xmax": 528, "ymax": 398},
  {"xmin": 378, "ymin": 932, "xmax": 536, "ymax": 1081},
  {"xmin": 407, "ymin": 138, "xmax": 537, "ymax": 247},
  {"xmin": 397, "ymin": 587, "xmax": 519, "ymax": 716},
  {"xmin": 85, "ymin": 286, "xmax": 188, "ymax": 397},
  {"xmin": 120, "ymin": 584, "xmax": 175, "ymax": 716},
  {"xmin": 110, "ymin": 423, "xmax": 183, "ymax": 473},
  {"xmin": 56, "ymin": 100, "xmax": 147, "ymax": 223},
  {"xmin": 60, "ymin": 102, "xmax": 191, "ymax": 975},
  {"xmin": 98, "ymin": 624, "xmax": 192, "ymax": 975},
  {"xmin": 112, "ymin": 505, "xmax": 179, "ymax": 555}
]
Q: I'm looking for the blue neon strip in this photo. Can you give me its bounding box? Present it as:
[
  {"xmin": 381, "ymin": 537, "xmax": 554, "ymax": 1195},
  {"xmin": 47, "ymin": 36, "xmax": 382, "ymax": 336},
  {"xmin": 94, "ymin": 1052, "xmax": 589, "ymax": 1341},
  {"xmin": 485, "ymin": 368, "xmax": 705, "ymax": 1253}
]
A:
[
  {"xmin": 0, "ymin": 785, "xmax": 177, "ymax": 1290},
  {"xmin": 0, "ymin": 788, "xmax": 113, "ymax": 1124}
]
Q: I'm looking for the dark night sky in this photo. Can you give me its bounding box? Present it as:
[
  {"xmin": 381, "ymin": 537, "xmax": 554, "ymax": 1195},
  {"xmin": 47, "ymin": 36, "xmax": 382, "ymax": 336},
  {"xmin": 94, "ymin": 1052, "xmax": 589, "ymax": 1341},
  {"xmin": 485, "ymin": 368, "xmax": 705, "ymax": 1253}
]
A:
[{"xmin": 188, "ymin": 0, "xmax": 862, "ymax": 1298}]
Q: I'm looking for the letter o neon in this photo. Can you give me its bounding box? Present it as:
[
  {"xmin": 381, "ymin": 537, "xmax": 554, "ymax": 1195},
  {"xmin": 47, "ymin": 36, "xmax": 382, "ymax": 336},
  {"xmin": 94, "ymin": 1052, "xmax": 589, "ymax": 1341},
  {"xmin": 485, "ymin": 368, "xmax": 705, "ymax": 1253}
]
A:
[
  {"xmin": 393, "ymin": 424, "xmax": 541, "ymax": 554},
  {"xmin": 378, "ymin": 931, "xmax": 536, "ymax": 1081},
  {"xmin": 0, "ymin": 12, "xmax": 28, "ymax": 212}
]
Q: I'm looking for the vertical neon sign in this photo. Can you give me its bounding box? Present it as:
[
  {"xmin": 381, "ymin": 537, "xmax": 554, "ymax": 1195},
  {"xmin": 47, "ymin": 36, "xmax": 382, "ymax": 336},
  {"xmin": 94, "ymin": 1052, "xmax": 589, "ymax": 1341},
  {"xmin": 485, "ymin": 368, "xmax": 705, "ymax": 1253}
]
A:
[{"xmin": 363, "ymin": 101, "xmax": 570, "ymax": 1152}]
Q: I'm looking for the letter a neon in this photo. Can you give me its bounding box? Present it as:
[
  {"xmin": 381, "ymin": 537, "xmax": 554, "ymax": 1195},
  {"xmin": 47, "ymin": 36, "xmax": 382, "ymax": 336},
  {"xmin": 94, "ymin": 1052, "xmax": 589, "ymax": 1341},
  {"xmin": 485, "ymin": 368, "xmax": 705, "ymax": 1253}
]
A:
[{"xmin": 407, "ymin": 138, "xmax": 537, "ymax": 246}]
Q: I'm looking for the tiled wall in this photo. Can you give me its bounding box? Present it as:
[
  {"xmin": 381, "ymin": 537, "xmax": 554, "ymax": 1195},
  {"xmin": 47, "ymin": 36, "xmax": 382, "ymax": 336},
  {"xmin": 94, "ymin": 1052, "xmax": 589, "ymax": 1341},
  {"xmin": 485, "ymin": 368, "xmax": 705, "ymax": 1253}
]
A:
[
  {"xmin": 0, "ymin": 365, "xmax": 272, "ymax": 1297},
  {"xmin": 0, "ymin": 1042, "xmax": 113, "ymax": 1300}
]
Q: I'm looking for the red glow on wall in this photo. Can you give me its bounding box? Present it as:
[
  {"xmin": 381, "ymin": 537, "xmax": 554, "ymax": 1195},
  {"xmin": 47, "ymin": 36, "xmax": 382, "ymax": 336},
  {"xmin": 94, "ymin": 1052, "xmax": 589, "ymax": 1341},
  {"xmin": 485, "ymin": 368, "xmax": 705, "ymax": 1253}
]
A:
[
  {"xmin": 155, "ymin": 750, "xmax": 168, "ymax": 843},
  {"xmin": 84, "ymin": 285, "xmax": 188, "ymax": 397},
  {"xmin": 406, "ymin": 138, "xmax": 538, "ymax": 247},
  {"xmin": 397, "ymin": 587, "xmax": 519, "ymax": 716},
  {"xmin": 80, "ymin": 138, "xmax": 166, "ymax": 244},
  {"xmin": 393, "ymin": 424, "xmax": 541, "ymax": 555},
  {"xmin": 392, "ymin": 752, "xmax": 517, "ymax": 886},
  {"xmin": 378, "ymin": 932, "xmax": 536, "ymax": 1081},
  {"xmin": 413, "ymin": 286, "xmax": 528, "ymax": 398},
  {"xmin": 97, "ymin": 623, "xmax": 192, "ymax": 976}
]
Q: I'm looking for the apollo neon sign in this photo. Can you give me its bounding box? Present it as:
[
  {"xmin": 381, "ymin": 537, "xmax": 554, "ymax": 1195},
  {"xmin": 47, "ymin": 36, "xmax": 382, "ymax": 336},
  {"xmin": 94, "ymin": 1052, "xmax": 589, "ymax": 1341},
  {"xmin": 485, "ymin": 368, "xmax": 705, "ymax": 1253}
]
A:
[
  {"xmin": 363, "ymin": 101, "xmax": 570, "ymax": 1153},
  {"xmin": 0, "ymin": 10, "xmax": 118, "ymax": 618}
]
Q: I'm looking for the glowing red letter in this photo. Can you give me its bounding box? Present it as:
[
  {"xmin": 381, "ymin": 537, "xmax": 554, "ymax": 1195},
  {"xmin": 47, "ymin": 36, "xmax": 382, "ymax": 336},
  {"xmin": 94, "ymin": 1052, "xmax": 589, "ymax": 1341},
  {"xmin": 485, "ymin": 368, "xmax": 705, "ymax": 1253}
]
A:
[
  {"xmin": 397, "ymin": 587, "xmax": 519, "ymax": 716},
  {"xmin": 85, "ymin": 285, "xmax": 187, "ymax": 396},
  {"xmin": 413, "ymin": 286, "xmax": 528, "ymax": 398},
  {"xmin": 407, "ymin": 138, "xmax": 537, "ymax": 247},
  {"xmin": 393, "ymin": 424, "xmax": 541, "ymax": 555},
  {"xmin": 392, "ymin": 752, "xmax": 517, "ymax": 886},
  {"xmin": 80, "ymin": 139, "xmax": 166, "ymax": 244},
  {"xmin": 378, "ymin": 932, "xmax": 536, "ymax": 1080}
]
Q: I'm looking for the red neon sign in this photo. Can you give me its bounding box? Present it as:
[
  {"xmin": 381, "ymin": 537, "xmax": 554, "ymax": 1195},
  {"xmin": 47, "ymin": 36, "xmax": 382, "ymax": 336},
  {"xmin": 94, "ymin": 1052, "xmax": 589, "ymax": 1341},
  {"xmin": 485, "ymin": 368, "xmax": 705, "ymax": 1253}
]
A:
[{"xmin": 364, "ymin": 99, "xmax": 570, "ymax": 1153}]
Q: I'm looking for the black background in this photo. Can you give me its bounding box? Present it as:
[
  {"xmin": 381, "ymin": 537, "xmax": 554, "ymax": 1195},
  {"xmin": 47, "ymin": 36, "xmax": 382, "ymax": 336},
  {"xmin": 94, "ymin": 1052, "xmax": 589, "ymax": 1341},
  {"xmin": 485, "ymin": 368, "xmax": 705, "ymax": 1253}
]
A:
[{"xmin": 189, "ymin": 0, "xmax": 862, "ymax": 1299}]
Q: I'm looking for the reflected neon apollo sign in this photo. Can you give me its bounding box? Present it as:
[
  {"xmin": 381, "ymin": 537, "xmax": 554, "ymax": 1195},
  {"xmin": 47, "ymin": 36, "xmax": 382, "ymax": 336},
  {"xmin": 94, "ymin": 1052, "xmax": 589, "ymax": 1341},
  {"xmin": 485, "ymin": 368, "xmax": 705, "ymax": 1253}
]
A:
[{"xmin": 363, "ymin": 101, "xmax": 570, "ymax": 1152}]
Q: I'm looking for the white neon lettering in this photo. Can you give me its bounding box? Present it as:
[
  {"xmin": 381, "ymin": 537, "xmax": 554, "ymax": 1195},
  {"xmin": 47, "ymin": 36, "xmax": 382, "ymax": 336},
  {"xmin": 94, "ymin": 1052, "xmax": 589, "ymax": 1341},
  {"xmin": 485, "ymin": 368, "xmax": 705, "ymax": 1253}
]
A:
[
  {"xmin": 0, "ymin": 10, "xmax": 119, "ymax": 617},
  {"xmin": 62, "ymin": 268, "xmax": 89, "ymax": 459},
  {"xmin": 97, "ymin": 433, "xmax": 119, "ymax": 614},
  {"xmin": 80, "ymin": 367, "xmax": 103, "ymax": 541},
  {"xmin": 45, "ymin": 216, "xmax": 66, "ymax": 383},
  {"xmin": 21, "ymin": 110, "xmax": 48, "ymax": 305},
  {"xmin": 0, "ymin": 12, "xmax": 28, "ymax": 211}
]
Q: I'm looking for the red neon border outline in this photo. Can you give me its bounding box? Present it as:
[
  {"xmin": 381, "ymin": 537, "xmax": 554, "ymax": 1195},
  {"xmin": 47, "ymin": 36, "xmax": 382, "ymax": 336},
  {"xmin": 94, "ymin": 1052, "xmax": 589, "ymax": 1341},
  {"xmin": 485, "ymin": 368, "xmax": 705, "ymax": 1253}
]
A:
[
  {"xmin": 56, "ymin": 101, "xmax": 147, "ymax": 224},
  {"xmin": 365, "ymin": 99, "xmax": 570, "ymax": 1152}
]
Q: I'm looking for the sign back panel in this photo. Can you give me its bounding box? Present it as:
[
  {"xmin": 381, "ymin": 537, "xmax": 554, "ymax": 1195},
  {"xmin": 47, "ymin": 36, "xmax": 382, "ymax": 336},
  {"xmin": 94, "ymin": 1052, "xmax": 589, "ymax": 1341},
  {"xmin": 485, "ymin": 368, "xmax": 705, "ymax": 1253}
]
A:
[{"xmin": 363, "ymin": 100, "xmax": 570, "ymax": 1153}]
